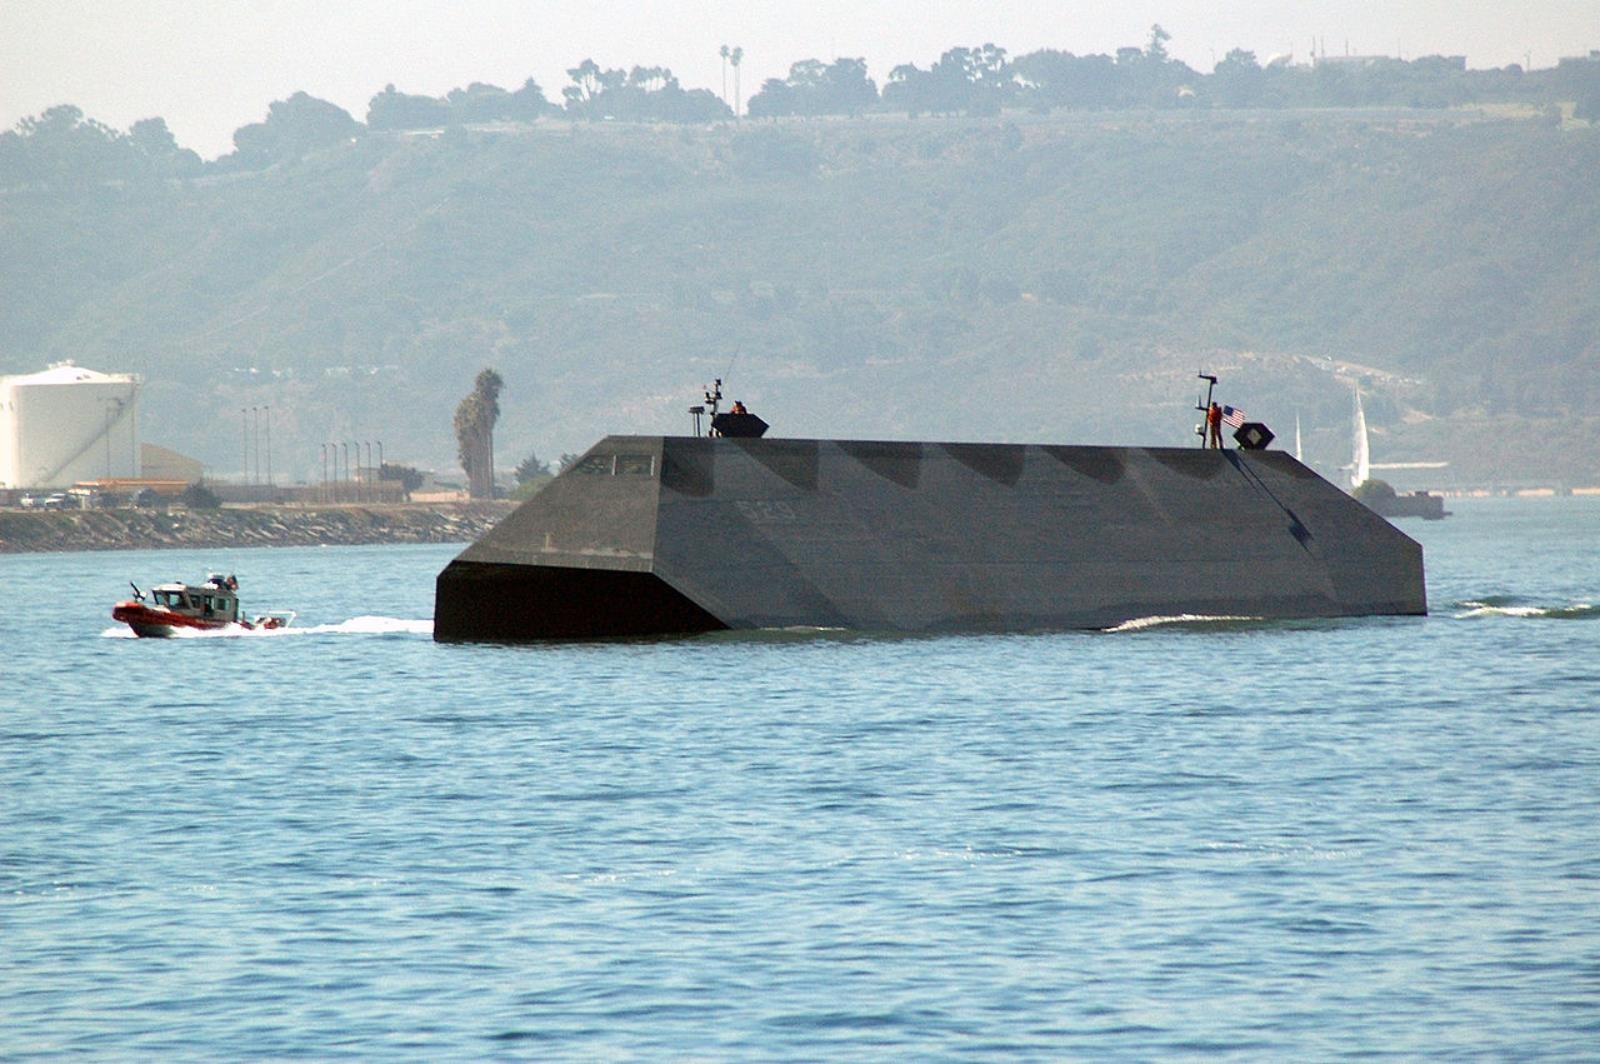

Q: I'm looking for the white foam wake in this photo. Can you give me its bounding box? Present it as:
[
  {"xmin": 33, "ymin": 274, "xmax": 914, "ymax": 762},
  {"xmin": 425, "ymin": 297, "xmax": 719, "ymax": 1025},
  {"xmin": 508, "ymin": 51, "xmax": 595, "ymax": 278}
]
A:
[
  {"xmin": 286, "ymin": 616, "xmax": 434, "ymax": 636},
  {"xmin": 1102, "ymin": 613, "xmax": 1264, "ymax": 633},
  {"xmin": 1453, "ymin": 601, "xmax": 1596, "ymax": 620}
]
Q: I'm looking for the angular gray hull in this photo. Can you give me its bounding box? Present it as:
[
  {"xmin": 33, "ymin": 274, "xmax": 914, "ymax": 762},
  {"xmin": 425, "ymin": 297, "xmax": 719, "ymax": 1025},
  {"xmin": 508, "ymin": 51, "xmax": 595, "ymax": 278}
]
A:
[{"xmin": 434, "ymin": 436, "xmax": 1425, "ymax": 641}]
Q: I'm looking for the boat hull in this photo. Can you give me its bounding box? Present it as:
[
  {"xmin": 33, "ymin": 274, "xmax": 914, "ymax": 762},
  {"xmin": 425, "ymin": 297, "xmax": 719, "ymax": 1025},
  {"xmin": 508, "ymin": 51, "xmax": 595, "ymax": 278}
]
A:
[
  {"xmin": 435, "ymin": 436, "xmax": 1428, "ymax": 641},
  {"xmin": 112, "ymin": 601, "xmax": 250, "ymax": 638}
]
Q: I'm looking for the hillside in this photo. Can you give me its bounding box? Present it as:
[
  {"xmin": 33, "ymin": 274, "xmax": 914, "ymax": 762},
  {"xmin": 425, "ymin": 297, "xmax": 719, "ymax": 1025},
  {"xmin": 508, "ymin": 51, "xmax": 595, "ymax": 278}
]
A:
[{"xmin": 3, "ymin": 108, "xmax": 1597, "ymax": 488}]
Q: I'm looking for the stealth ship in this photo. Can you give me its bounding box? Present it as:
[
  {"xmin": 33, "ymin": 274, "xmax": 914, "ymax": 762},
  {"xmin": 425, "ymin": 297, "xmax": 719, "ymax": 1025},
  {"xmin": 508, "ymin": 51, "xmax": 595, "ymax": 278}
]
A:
[{"xmin": 434, "ymin": 435, "xmax": 1425, "ymax": 641}]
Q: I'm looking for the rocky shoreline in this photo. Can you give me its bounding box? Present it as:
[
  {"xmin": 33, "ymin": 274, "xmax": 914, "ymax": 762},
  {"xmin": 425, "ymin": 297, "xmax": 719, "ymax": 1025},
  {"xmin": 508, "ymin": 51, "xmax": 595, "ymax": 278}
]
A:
[{"xmin": 0, "ymin": 503, "xmax": 513, "ymax": 554}]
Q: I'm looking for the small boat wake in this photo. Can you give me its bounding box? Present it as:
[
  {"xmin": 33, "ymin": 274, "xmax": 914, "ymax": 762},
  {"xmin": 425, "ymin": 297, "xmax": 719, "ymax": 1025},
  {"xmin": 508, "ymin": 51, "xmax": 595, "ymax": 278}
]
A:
[
  {"xmin": 103, "ymin": 616, "xmax": 433, "ymax": 639},
  {"xmin": 1452, "ymin": 597, "xmax": 1597, "ymax": 621},
  {"xmin": 1102, "ymin": 614, "xmax": 1265, "ymax": 633},
  {"xmin": 280, "ymin": 616, "xmax": 435, "ymax": 636}
]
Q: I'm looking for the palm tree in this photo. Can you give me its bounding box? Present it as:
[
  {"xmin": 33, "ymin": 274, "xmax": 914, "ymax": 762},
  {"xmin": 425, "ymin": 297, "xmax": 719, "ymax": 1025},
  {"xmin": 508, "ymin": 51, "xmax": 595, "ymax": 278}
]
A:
[
  {"xmin": 720, "ymin": 45, "xmax": 730, "ymax": 108},
  {"xmin": 731, "ymin": 46, "xmax": 744, "ymax": 118},
  {"xmin": 453, "ymin": 368, "xmax": 504, "ymax": 499}
]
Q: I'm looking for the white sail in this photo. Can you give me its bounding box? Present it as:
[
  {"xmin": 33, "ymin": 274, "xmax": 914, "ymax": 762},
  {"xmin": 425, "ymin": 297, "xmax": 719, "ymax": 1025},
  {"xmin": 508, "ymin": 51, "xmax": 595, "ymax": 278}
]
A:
[
  {"xmin": 1295, "ymin": 413, "xmax": 1303, "ymax": 462},
  {"xmin": 1351, "ymin": 387, "xmax": 1371, "ymax": 488}
]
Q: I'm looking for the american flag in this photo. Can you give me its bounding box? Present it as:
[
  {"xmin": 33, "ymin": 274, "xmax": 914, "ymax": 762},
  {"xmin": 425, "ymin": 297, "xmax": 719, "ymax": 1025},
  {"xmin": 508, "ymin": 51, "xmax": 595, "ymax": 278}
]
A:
[{"xmin": 1221, "ymin": 405, "xmax": 1247, "ymax": 428}]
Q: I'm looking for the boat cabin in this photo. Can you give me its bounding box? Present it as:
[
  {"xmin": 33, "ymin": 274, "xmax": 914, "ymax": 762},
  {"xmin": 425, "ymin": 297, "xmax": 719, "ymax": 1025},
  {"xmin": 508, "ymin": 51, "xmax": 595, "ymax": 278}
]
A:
[{"xmin": 151, "ymin": 575, "xmax": 241, "ymax": 623}]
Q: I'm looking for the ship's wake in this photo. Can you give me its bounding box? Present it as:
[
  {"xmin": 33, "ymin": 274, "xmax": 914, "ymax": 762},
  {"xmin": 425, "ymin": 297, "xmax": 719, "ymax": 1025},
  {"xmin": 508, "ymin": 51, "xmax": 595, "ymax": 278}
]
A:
[
  {"xmin": 1452, "ymin": 597, "xmax": 1597, "ymax": 620},
  {"xmin": 1102, "ymin": 614, "xmax": 1265, "ymax": 633}
]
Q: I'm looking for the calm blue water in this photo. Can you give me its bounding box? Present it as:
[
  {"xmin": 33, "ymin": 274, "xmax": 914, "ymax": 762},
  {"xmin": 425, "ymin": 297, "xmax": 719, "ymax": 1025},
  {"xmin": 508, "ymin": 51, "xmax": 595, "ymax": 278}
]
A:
[{"xmin": 3, "ymin": 498, "xmax": 1598, "ymax": 1059}]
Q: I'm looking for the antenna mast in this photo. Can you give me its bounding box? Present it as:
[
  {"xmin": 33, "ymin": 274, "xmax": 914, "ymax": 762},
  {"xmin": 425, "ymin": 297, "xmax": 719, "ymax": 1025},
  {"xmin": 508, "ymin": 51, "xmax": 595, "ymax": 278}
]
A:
[{"xmin": 1195, "ymin": 372, "xmax": 1218, "ymax": 447}]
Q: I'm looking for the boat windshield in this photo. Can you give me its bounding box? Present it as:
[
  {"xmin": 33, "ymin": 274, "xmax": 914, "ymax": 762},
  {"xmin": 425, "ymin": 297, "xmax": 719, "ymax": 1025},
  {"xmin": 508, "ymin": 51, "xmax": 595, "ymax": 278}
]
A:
[{"xmin": 154, "ymin": 589, "xmax": 188, "ymax": 609}]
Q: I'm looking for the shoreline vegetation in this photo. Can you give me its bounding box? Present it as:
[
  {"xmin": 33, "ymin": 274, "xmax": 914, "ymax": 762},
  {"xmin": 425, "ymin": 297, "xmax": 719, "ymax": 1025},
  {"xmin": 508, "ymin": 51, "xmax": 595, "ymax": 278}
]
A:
[
  {"xmin": 0, "ymin": 502, "xmax": 513, "ymax": 555},
  {"xmin": 4, "ymin": 37, "xmax": 1598, "ymax": 490}
]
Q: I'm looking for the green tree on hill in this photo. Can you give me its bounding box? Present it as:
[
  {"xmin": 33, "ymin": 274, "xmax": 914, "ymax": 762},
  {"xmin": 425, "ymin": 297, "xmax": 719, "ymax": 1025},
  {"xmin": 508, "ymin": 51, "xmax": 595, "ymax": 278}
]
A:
[
  {"xmin": 1010, "ymin": 50, "xmax": 1120, "ymax": 110},
  {"xmin": 0, "ymin": 106, "xmax": 204, "ymax": 189},
  {"xmin": 226, "ymin": 92, "xmax": 362, "ymax": 169},
  {"xmin": 0, "ymin": 105, "xmax": 128, "ymax": 188},
  {"xmin": 883, "ymin": 45, "xmax": 1014, "ymax": 116},
  {"xmin": 748, "ymin": 58, "xmax": 878, "ymax": 117},
  {"xmin": 561, "ymin": 60, "xmax": 729, "ymax": 122},
  {"xmin": 511, "ymin": 452, "xmax": 553, "ymax": 499},
  {"xmin": 127, "ymin": 117, "xmax": 202, "ymax": 176},
  {"xmin": 367, "ymin": 84, "xmax": 451, "ymax": 129},
  {"xmin": 1212, "ymin": 49, "xmax": 1266, "ymax": 107},
  {"xmin": 514, "ymin": 452, "xmax": 550, "ymax": 483},
  {"xmin": 1146, "ymin": 24, "xmax": 1172, "ymax": 63}
]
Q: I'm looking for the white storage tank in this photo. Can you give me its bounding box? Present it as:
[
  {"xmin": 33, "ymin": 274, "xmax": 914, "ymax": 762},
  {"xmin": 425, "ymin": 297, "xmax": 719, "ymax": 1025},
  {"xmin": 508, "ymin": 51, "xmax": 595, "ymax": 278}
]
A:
[{"xmin": 0, "ymin": 362, "xmax": 142, "ymax": 489}]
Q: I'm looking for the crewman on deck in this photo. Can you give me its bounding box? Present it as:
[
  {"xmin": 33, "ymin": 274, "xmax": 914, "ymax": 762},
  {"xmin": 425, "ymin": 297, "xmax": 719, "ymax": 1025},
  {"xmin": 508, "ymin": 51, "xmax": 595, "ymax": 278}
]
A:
[
  {"xmin": 731, "ymin": 401, "xmax": 748, "ymax": 415},
  {"xmin": 1206, "ymin": 402, "xmax": 1223, "ymax": 449}
]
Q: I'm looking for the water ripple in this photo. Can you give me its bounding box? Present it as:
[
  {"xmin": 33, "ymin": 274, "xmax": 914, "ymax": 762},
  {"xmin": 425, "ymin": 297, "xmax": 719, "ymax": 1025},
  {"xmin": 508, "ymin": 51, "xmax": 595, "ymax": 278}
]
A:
[{"xmin": 4, "ymin": 508, "xmax": 1600, "ymax": 1057}]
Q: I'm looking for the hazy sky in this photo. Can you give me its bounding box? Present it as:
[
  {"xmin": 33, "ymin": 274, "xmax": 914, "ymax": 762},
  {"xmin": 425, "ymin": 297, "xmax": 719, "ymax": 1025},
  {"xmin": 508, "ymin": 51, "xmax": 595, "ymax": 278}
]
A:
[{"xmin": 3, "ymin": 1, "xmax": 1595, "ymax": 158}]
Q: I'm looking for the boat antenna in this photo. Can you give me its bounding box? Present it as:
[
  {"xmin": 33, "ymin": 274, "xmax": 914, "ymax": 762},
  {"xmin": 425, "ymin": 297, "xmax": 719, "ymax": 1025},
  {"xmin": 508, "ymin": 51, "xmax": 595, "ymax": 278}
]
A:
[
  {"xmin": 689, "ymin": 379, "xmax": 723, "ymax": 437},
  {"xmin": 688, "ymin": 350, "xmax": 744, "ymax": 437},
  {"xmin": 1195, "ymin": 372, "xmax": 1218, "ymax": 447}
]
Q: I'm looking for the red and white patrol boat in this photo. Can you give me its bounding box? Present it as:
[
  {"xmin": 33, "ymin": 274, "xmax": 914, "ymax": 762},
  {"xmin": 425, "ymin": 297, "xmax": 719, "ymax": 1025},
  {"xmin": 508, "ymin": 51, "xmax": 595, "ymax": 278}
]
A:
[{"xmin": 112, "ymin": 574, "xmax": 294, "ymax": 638}]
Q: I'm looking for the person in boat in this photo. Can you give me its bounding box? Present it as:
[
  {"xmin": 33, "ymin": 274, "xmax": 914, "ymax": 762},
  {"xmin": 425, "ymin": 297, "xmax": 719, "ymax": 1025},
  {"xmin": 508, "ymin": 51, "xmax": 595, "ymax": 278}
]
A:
[
  {"xmin": 731, "ymin": 401, "xmax": 748, "ymax": 416},
  {"xmin": 1206, "ymin": 402, "xmax": 1223, "ymax": 449}
]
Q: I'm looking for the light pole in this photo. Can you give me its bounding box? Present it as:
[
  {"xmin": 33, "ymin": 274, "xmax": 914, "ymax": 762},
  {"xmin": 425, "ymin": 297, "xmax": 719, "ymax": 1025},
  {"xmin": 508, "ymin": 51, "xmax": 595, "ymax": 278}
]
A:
[
  {"xmin": 320, "ymin": 444, "xmax": 327, "ymax": 502},
  {"xmin": 263, "ymin": 405, "xmax": 272, "ymax": 490},
  {"xmin": 126, "ymin": 391, "xmax": 136, "ymax": 479},
  {"xmin": 241, "ymin": 409, "xmax": 249, "ymax": 486},
  {"xmin": 341, "ymin": 443, "xmax": 349, "ymax": 503},
  {"xmin": 376, "ymin": 441, "xmax": 384, "ymax": 500},
  {"xmin": 104, "ymin": 400, "xmax": 114, "ymax": 478}
]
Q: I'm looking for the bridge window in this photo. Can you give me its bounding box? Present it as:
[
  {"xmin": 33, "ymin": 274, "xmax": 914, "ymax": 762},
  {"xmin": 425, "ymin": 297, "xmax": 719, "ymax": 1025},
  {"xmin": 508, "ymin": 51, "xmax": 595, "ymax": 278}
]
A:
[
  {"xmin": 616, "ymin": 454, "xmax": 655, "ymax": 476},
  {"xmin": 572, "ymin": 453, "xmax": 656, "ymax": 477}
]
